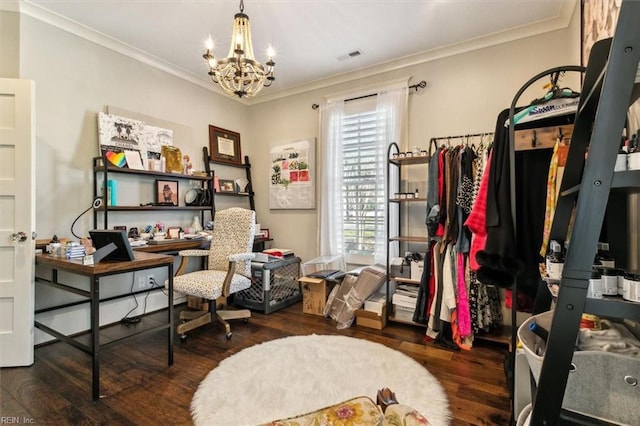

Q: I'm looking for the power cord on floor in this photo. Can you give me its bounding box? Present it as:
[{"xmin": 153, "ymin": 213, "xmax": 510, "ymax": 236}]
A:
[
  {"xmin": 120, "ymin": 275, "xmax": 167, "ymax": 325},
  {"xmin": 121, "ymin": 275, "xmax": 141, "ymax": 324}
]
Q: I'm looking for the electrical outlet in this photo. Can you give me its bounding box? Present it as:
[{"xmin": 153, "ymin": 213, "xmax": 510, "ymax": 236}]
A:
[
  {"xmin": 137, "ymin": 275, "xmax": 146, "ymax": 290},
  {"xmin": 148, "ymin": 274, "xmax": 155, "ymax": 288}
]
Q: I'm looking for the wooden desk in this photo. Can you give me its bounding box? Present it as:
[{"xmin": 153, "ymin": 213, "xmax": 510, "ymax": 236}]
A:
[
  {"xmin": 133, "ymin": 239, "xmax": 208, "ymax": 253},
  {"xmin": 35, "ymin": 252, "xmax": 174, "ymax": 400},
  {"xmin": 133, "ymin": 237, "xmax": 272, "ymax": 253}
]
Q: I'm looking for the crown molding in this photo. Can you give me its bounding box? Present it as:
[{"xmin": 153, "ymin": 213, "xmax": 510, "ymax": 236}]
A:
[{"xmin": 18, "ymin": 0, "xmax": 576, "ymax": 107}]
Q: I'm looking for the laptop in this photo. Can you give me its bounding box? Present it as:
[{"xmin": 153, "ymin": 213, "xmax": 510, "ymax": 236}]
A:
[{"xmin": 308, "ymin": 269, "xmax": 342, "ymax": 279}]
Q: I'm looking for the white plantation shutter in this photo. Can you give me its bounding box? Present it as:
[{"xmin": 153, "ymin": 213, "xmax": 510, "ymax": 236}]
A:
[{"xmin": 341, "ymin": 106, "xmax": 385, "ymax": 263}]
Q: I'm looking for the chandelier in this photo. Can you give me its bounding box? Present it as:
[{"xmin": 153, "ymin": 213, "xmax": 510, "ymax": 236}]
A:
[{"xmin": 202, "ymin": 0, "xmax": 275, "ymax": 98}]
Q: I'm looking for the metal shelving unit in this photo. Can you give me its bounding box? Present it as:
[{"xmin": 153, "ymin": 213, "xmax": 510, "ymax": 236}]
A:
[
  {"xmin": 519, "ymin": 1, "xmax": 640, "ymax": 423},
  {"xmin": 385, "ymin": 142, "xmax": 429, "ymax": 326},
  {"xmin": 92, "ymin": 156, "xmax": 214, "ymax": 230}
]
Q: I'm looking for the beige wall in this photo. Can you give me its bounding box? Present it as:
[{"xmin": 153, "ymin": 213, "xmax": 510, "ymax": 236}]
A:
[
  {"xmin": 19, "ymin": 15, "xmax": 251, "ymax": 240},
  {"xmin": 1, "ymin": 11, "xmax": 20, "ymax": 78}
]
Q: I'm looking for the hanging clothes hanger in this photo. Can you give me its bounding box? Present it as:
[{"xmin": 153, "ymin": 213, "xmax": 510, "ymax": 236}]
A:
[{"xmin": 529, "ymin": 71, "xmax": 580, "ymax": 106}]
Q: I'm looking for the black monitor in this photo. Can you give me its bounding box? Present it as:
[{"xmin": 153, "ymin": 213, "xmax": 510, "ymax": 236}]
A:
[{"xmin": 89, "ymin": 229, "xmax": 135, "ymax": 262}]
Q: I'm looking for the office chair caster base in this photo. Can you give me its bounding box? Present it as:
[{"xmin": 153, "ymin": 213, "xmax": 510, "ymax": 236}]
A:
[{"xmin": 226, "ymin": 331, "xmax": 232, "ymax": 339}]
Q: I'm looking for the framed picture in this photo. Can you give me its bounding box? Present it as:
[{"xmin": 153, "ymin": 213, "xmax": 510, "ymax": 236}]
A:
[
  {"xmin": 269, "ymin": 137, "xmax": 316, "ymax": 210},
  {"xmin": 209, "ymin": 125, "xmax": 242, "ymax": 165},
  {"xmin": 581, "ymin": 0, "xmax": 621, "ymax": 70},
  {"xmin": 260, "ymin": 229, "xmax": 270, "ymax": 239},
  {"xmin": 167, "ymin": 227, "xmax": 181, "ymax": 240},
  {"xmin": 218, "ymin": 179, "xmax": 236, "ymax": 193},
  {"xmin": 156, "ymin": 179, "xmax": 179, "ymax": 205}
]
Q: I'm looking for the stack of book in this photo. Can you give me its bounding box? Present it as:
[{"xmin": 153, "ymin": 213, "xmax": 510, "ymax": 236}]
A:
[
  {"xmin": 64, "ymin": 242, "xmax": 86, "ymax": 259},
  {"xmin": 262, "ymin": 248, "xmax": 294, "ymax": 259}
]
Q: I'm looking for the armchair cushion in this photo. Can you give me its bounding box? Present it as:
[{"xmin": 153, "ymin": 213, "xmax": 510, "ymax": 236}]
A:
[
  {"xmin": 178, "ymin": 249, "xmax": 210, "ymax": 257},
  {"xmin": 173, "ymin": 269, "xmax": 251, "ymax": 300}
]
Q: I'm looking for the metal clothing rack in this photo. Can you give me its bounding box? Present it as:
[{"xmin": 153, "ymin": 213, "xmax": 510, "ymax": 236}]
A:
[
  {"xmin": 505, "ymin": 65, "xmax": 585, "ymax": 424},
  {"xmin": 428, "ymin": 132, "xmax": 493, "ymax": 156}
]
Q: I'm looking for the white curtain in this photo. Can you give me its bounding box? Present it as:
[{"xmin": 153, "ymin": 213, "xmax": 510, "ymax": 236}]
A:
[
  {"xmin": 375, "ymin": 84, "xmax": 409, "ymax": 264},
  {"xmin": 318, "ymin": 80, "xmax": 409, "ymax": 264},
  {"xmin": 318, "ymin": 100, "xmax": 345, "ymax": 257}
]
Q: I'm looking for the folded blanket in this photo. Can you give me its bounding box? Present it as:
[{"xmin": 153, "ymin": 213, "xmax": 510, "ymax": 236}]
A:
[{"xmin": 577, "ymin": 320, "xmax": 640, "ymax": 356}]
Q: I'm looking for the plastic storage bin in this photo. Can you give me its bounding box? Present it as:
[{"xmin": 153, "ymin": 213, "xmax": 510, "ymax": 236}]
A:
[
  {"xmin": 302, "ymin": 255, "xmax": 345, "ymax": 276},
  {"xmin": 518, "ymin": 311, "xmax": 640, "ymax": 425},
  {"xmin": 233, "ymin": 257, "xmax": 302, "ymax": 314}
]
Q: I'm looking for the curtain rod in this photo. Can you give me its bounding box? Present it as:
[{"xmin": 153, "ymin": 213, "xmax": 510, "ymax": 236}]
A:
[
  {"xmin": 429, "ymin": 131, "xmax": 494, "ymax": 154},
  {"xmin": 430, "ymin": 131, "xmax": 494, "ymax": 142},
  {"xmin": 311, "ymin": 80, "xmax": 427, "ymax": 110}
]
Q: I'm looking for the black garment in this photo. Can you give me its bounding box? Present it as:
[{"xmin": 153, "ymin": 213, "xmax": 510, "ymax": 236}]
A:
[
  {"xmin": 476, "ymin": 109, "xmax": 523, "ymax": 287},
  {"xmin": 477, "ymin": 107, "xmax": 567, "ymax": 304},
  {"xmin": 412, "ymin": 241, "xmax": 434, "ymax": 324},
  {"xmin": 426, "ymin": 147, "xmax": 441, "ymax": 236},
  {"xmin": 443, "ymin": 147, "xmax": 460, "ymax": 245},
  {"xmin": 456, "ymin": 147, "xmax": 477, "ymax": 253},
  {"xmin": 514, "ymin": 148, "xmax": 552, "ymax": 300}
]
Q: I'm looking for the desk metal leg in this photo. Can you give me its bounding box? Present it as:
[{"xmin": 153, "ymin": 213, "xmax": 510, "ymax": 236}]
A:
[
  {"xmin": 91, "ymin": 275, "xmax": 100, "ymax": 400},
  {"xmin": 168, "ymin": 263, "xmax": 174, "ymax": 366}
]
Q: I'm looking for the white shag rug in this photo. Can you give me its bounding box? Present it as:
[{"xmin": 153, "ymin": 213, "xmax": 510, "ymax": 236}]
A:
[{"xmin": 191, "ymin": 334, "xmax": 450, "ymax": 425}]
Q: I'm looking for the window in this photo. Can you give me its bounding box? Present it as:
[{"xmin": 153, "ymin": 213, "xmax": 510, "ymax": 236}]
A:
[
  {"xmin": 319, "ymin": 81, "xmax": 407, "ymax": 265},
  {"xmin": 340, "ymin": 99, "xmax": 385, "ymax": 263}
]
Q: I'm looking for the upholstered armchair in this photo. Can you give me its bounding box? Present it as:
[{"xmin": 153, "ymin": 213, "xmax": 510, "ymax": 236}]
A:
[{"xmin": 171, "ymin": 207, "xmax": 256, "ymax": 340}]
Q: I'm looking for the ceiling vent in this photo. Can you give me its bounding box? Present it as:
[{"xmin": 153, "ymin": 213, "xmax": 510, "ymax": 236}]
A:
[{"xmin": 337, "ymin": 50, "xmax": 363, "ymax": 61}]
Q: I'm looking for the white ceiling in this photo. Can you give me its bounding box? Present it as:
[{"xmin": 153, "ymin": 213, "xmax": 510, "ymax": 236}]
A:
[{"xmin": 15, "ymin": 0, "xmax": 577, "ymax": 103}]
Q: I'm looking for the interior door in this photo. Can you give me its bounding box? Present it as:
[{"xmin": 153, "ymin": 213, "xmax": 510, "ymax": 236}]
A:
[{"xmin": 0, "ymin": 78, "xmax": 36, "ymax": 367}]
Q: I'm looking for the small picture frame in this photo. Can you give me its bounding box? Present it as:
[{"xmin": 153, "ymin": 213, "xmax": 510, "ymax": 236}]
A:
[
  {"xmin": 156, "ymin": 179, "xmax": 179, "ymax": 205},
  {"xmin": 167, "ymin": 227, "xmax": 181, "ymax": 240},
  {"xmin": 260, "ymin": 229, "xmax": 270, "ymax": 239},
  {"xmin": 209, "ymin": 125, "xmax": 242, "ymax": 165},
  {"xmin": 218, "ymin": 179, "xmax": 236, "ymax": 193}
]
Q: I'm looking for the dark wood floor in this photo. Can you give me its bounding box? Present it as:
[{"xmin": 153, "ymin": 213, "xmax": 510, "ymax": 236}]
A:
[{"xmin": 1, "ymin": 303, "xmax": 512, "ymax": 425}]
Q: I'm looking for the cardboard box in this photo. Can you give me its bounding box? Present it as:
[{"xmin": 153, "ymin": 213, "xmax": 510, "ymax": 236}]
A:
[
  {"xmin": 299, "ymin": 276, "xmax": 335, "ymax": 316},
  {"xmin": 364, "ymin": 292, "xmax": 386, "ymax": 315},
  {"xmin": 410, "ymin": 260, "xmax": 424, "ymax": 280},
  {"xmin": 355, "ymin": 305, "xmax": 387, "ymax": 329}
]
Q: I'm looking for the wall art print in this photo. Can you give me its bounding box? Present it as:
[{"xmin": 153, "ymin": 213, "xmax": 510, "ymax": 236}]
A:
[
  {"xmin": 581, "ymin": 0, "xmax": 621, "ymax": 69},
  {"xmin": 98, "ymin": 112, "xmax": 173, "ymax": 170},
  {"xmin": 269, "ymin": 138, "xmax": 316, "ymax": 210}
]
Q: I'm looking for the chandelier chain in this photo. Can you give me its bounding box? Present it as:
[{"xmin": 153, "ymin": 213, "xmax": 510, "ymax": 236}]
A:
[{"xmin": 239, "ymin": 0, "xmax": 244, "ymax": 13}]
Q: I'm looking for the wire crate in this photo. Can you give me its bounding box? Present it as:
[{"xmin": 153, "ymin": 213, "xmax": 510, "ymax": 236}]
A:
[{"xmin": 233, "ymin": 256, "xmax": 302, "ymax": 314}]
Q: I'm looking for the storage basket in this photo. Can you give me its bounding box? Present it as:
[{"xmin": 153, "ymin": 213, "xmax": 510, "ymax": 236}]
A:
[{"xmin": 518, "ymin": 311, "xmax": 640, "ymax": 425}]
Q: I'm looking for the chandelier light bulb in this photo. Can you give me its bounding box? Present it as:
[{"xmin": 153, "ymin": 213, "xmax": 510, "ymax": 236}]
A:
[
  {"xmin": 201, "ymin": 0, "xmax": 276, "ymax": 98},
  {"xmin": 267, "ymin": 45, "xmax": 275, "ymax": 59}
]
